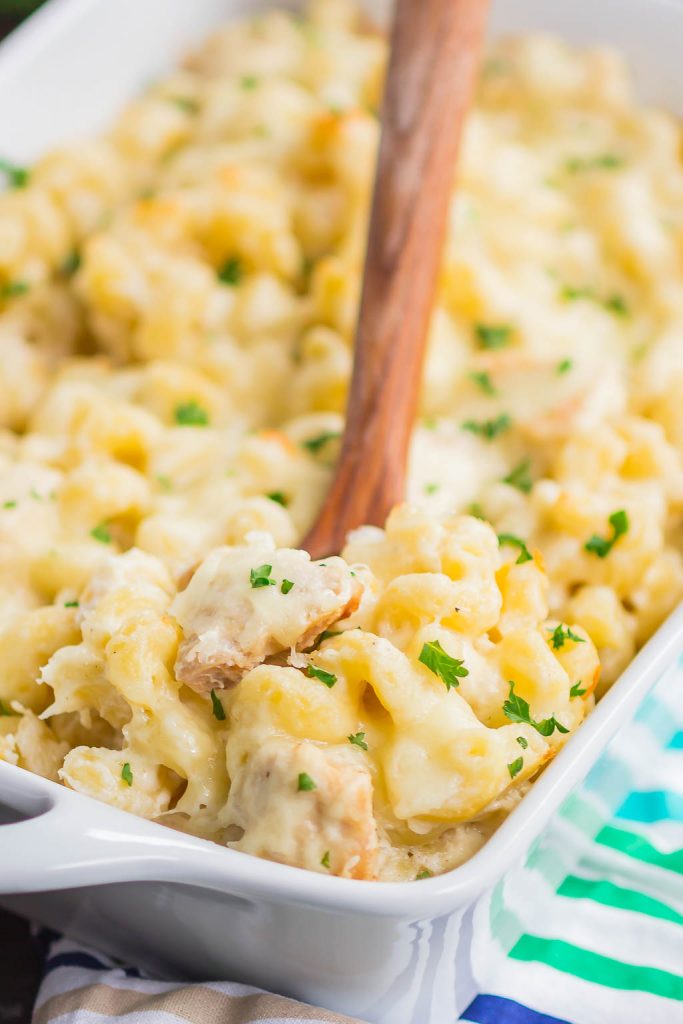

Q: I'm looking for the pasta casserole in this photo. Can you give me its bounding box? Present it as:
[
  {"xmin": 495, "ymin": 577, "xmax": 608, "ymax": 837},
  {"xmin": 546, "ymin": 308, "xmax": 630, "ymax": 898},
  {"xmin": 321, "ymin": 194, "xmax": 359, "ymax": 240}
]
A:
[{"xmin": 0, "ymin": 0, "xmax": 681, "ymax": 881}]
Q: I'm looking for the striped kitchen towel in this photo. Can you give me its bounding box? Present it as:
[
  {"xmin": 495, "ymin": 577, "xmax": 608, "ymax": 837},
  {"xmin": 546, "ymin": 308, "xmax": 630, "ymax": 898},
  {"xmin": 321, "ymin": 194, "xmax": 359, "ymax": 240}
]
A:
[{"xmin": 31, "ymin": 657, "xmax": 683, "ymax": 1024}]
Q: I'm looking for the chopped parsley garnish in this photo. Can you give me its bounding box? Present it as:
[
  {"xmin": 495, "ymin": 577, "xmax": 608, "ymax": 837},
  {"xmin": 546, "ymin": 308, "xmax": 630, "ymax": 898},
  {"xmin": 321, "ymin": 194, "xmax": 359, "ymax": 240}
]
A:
[
  {"xmin": 584, "ymin": 509, "xmax": 629, "ymax": 558},
  {"xmin": 461, "ymin": 413, "xmax": 512, "ymax": 441},
  {"xmin": 498, "ymin": 533, "xmax": 533, "ymax": 564},
  {"xmin": 604, "ymin": 294, "xmax": 629, "ymax": 317},
  {"xmin": 0, "ymin": 158, "xmax": 30, "ymax": 189},
  {"xmin": 174, "ymin": 400, "xmax": 209, "ymax": 426},
  {"xmin": 502, "ymin": 458, "xmax": 533, "ymax": 494},
  {"xmin": 302, "ymin": 430, "xmax": 341, "ymax": 454},
  {"xmin": 0, "ymin": 280, "xmax": 29, "ymax": 299},
  {"xmin": 556, "ymin": 357, "xmax": 573, "ymax": 375},
  {"xmin": 210, "ymin": 689, "xmax": 226, "ymax": 721},
  {"xmin": 422, "ymin": 416, "xmax": 438, "ymax": 430},
  {"xmin": 307, "ymin": 664, "xmax": 337, "ymax": 688},
  {"xmin": 503, "ymin": 681, "xmax": 569, "ymax": 737},
  {"xmin": 321, "ymin": 850, "xmax": 331, "ymax": 869},
  {"xmin": 30, "ymin": 487, "xmax": 42, "ymax": 501},
  {"xmin": 156, "ymin": 474, "xmax": 173, "ymax": 492},
  {"xmin": 64, "ymin": 600, "xmax": 79, "ymax": 609},
  {"xmin": 467, "ymin": 502, "xmax": 486, "ymax": 520},
  {"xmin": 474, "ymin": 323, "xmax": 513, "ymax": 349},
  {"xmin": 60, "ymin": 250, "xmax": 81, "ymax": 278},
  {"xmin": 90, "ymin": 522, "xmax": 112, "ymax": 544},
  {"xmin": 565, "ymin": 153, "xmax": 624, "ymax": 174},
  {"xmin": 241, "ymin": 75, "xmax": 259, "ymax": 90},
  {"xmin": 250, "ymin": 563, "xmax": 277, "ymax": 588},
  {"xmin": 570, "ymin": 680, "xmax": 588, "ymax": 698},
  {"xmin": 0, "ymin": 699, "xmax": 15, "ymax": 716},
  {"xmin": 348, "ymin": 731, "xmax": 368, "ymax": 751},
  {"xmin": 280, "ymin": 579, "xmax": 294, "ymax": 595},
  {"xmin": 267, "ymin": 491, "xmax": 288, "ymax": 506},
  {"xmin": 2, "ymin": 500, "xmax": 16, "ymax": 509},
  {"xmin": 217, "ymin": 256, "xmax": 243, "ymax": 286},
  {"xmin": 418, "ymin": 640, "xmax": 468, "ymax": 691},
  {"xmin": 507, "ymin": 756, "xmax": 524, "ymax": 780},
  {"xmin": 560, "ymin": 285, "xmax": 629, "ymax": 317},
  {"xmin": 424, "ymin": 482, "xmax": 440, "ymax": 495},
  {"xmin": 549, "ymin": 624, "xmax": 586, "ymax": 650},
  {"xmin": 469, "ymin": 370, "xmax": 497, "ymax": 396},
  {"xmin": 516, "ymin": 736, "xmax": 528, "ymax": 749},
  {"xmin": 170, "ymin": 96, "xmax": 200, "ymax": 114},
  {"xmin": 317, "ymin": 630, "xmax": 340, "ymax": 643},
  {"xmin": 297, "ymin": 772, "xmax": 316, "ymax": 792},
  {"xmin": 416, "ymin": 869, "xmax": 433, "ymax": 880},
  {"xmin": 121, "ymin": 762, "xmax": 133, "ymax": 786}
]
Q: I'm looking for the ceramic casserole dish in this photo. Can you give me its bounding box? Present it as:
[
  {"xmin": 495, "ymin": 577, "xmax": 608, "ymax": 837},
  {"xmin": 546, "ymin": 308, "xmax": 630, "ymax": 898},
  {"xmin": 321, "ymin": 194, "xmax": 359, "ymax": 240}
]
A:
[{"xmin": 0, "ymin": 1, "xmax": 682, "ymax": 1021}]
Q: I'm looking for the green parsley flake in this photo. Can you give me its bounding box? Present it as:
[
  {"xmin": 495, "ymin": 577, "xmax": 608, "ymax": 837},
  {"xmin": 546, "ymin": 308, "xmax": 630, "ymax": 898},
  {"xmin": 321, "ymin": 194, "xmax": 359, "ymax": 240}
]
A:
[
  {"xmin": 280, "ymin": 579, "xmax": 294, "ymax": 595},
  {"xmin": 416, "ymin": 869, "xmax": 433, "ymax": 880},
  {"xmin": 570, "ymin": 680, "xmax": 588, "ymax": 698},
  {"xmin": 307, "ymin": 664, "xmax": 337, "ymax": 688},
  {"xmin": 502, "ymin": 458, "xmax": 533, "ymax": 494},
  {"xmin": 585, "ymin": 509, "xmax": 629, "ymax": 558},
  {"xmin": 121, "ymin": 762, "xmax": 133, "ymax": 786},
  {"xmin": 418, "ymin": 640, "xmax": 468, "ymax": 691},
  {"xmin": 250, "ymin": 563, "xmax": 276, "ymax": 588},
  {"xmin": 297, "ymin": 772, "xmax": 316, "ymax": 792},
  {"xmin": 317, "ymin": 630, "xmax": 340, "ymax": 644},
  {"xmin": 174, "ymin": 400, "xmax": 209, "ymax": 427},
  {"xmin": 348, "ymin": 731, "xmax": 368, "ymax": 751},
  {"xmin": 61, "ymin": 250, "xmax": 81, "ymax": 278},
  {"xmin": 0, "ymin": 158, "xmax": 30, "ymax": 189},
  {"xmin": 498, "ymin": 533, "xmax": 533, "ymax": 564},
  {"xmin": 469, "ymin": 370, "xmax": 498, "ymax": 396},
  {"xmin": 2, "ymin": 500, "xmax": 16, "ymax": 509},
  {"xmin": 549, "ymin": 624, "xmax": 586, "ymax": 649},
  {"xmin": 302, "ymin": 431, "xmax": 341, "ymax": 454},
  {"xmin": 64, "ymin": 600, "xmax": 79, "ymax": 609},
  {"xmin": 605, "ymin": 294, "xmax": 629, "ymax": 317},
  {"xmin": 507, "ymin": 756, "xmax": 524, "ymax": 779},
  {"xmin": 90, "ymin": 522, "xmax": 112, "ymax": 544},
  {"xmin": 0, "ymin": 280, "xmax": 29, "ymax": 299},
  {"xmin": 461, "ymin": 413, "xmax": 512, "ymax": 441},
  {"xmin": 467, "ymin": 502, "xmax": 486, "ymax": 520},
  {"xmin": 503, "ymin": 681, "xmax": 569, "ymax": 737},
  {"xmin": 565, "ymin": 153, "xmax": 624, "ymax": 174},
  {"xmin": 475, "ymin": 323, "xmax": 513, "ymax": 349},
  {"xmin": 156, "ymin": 475, "xmax": 173, "ymax": 492},
  {"xmin": 556, "ymin": 358, "xmax": 573, "ymax": 375},
  {"xmin": 171, "ymin": 96, "xmax": 199, "ymax": 114},
  {"xmin": 516, "ymin": 736, "xmax": 528, "ymax": 749},
  {"xmin": 217, "ymin": 256, "xmax": 243, "ymax": 286},
  {"xmin": 267, "ymin": 491, "xmax": 288, "ymax": 506},
  {"xmin": 210, "ymin": 689, "xmax": 226, "ymax": 721},
  {"xmin": 560, "ymin": 285, "xmax": 629, "ymax": 318},
  {"xmin": 321, "ymin": 850, "xmax": 331, "ymax": 869},
  {"xmin": 424, "ymin": 482, "xmax": 440, "ymax": 495},
  {"xmin": 0, "ymin": 699, "xmax": 15, "ymax": 716},
  {"xmin": 241, "ymin": 75, "xmax": 259, "ymax": 90}
]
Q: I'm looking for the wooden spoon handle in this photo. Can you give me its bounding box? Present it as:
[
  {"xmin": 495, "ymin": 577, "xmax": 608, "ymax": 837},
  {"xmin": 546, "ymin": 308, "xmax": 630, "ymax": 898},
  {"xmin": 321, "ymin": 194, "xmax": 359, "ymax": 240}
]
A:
[{"xmin": 302, "ymin": 0, "xmax": 489, "ymax": 559}]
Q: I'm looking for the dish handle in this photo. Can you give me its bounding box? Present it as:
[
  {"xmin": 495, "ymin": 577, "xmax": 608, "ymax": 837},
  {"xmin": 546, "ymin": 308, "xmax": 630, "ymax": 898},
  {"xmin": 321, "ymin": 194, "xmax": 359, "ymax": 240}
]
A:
[{"xmin": 0, "ymin": 763, "xmax": 228, "ymax": 894}]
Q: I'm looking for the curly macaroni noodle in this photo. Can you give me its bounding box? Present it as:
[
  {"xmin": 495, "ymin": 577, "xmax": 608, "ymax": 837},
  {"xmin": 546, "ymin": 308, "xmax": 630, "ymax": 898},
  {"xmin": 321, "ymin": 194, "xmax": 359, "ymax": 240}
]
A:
[{"xmin": 0, "ymin": 1, "xmax": 680, "ymax": 880}]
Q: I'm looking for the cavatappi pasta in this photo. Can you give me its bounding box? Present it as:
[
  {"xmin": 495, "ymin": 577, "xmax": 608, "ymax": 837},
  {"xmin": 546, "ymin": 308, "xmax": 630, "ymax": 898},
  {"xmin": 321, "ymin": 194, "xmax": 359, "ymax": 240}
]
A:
[{"xmin": 0, "ymin": 0, "xmax": 681, "ymax": 881}]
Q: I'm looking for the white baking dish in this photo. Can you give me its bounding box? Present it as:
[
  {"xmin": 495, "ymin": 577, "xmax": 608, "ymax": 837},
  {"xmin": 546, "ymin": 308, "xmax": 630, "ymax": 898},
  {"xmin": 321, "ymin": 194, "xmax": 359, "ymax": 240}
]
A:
[{"xmin": 1, "ymin": 1, "xmax": 682, "ymax": 1021}]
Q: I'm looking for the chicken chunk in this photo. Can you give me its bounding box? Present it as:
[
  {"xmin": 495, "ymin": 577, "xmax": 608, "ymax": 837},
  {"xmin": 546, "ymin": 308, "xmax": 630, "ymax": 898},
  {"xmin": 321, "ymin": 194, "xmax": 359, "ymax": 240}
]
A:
[
  {"xmin": 225, "ymin": 736, "xmax": 379, "ymax": 879},
  {"xmin": 170, "ymin": 535, "xmax": 362, "ymax": 692}
]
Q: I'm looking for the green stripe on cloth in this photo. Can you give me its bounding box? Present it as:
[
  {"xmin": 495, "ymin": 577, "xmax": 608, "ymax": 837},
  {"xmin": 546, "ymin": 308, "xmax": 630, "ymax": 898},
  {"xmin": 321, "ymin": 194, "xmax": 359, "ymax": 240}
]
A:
[
  {"xmin": 557, "ymin": 875, "xmax": 683, "ymax": 926},
  {"xmin": 509, "ymin": 935, "xmax": 683, "ymax": 999},
  {"xmin": 596, "ymin": 825, "xmax": 683, "ymax": 874}
]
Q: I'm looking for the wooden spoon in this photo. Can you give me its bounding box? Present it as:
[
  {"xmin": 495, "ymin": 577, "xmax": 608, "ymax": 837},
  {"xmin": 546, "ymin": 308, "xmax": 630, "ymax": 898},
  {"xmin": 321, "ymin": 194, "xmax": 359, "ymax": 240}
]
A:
[{"xmin": 302, "ymin": 0, "xmax": 489, "ymax": 559}]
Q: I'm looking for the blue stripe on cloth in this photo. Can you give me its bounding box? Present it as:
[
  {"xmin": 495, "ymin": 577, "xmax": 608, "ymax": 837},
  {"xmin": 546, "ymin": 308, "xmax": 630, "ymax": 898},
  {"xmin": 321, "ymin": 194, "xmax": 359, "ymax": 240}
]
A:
[
  {"xmin": 617, "ymin": 790, "xmax": 683, "ymax": 824},
  {"xmin": 667, "ymin": 732, "xmax": 683, "ymax": 750},
  {"xmin": 43, "ymin": 951, "xmax": 143, "ymax": 979},
  {"xmin": 462, "ymin": 993, "xmax": 573, "ymax": 1024}
]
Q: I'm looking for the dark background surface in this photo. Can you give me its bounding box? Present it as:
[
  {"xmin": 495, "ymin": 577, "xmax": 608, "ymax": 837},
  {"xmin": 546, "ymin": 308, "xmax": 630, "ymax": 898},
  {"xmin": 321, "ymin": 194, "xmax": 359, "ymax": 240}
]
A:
[{"xmin": 0, "ymin": 4, "xmax": 49, "ymax": 1016}]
